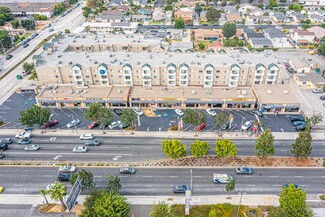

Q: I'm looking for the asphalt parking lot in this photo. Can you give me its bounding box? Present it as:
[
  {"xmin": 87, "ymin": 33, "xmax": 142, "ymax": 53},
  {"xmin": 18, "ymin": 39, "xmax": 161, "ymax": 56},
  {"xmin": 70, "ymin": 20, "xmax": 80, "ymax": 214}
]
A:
[{"xmin": 0, "ymin": 92, "xmax": 296, "ymax": 132}]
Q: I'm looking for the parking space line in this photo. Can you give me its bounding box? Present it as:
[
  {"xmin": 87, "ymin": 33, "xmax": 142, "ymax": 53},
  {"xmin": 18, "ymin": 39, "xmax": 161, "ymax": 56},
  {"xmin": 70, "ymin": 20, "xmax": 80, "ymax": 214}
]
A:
[
  {"xmin": 59, "ymin": 108, "xmax": 68, "ymax": 116},
  {"xmin": 50, "ymin": 108, "xmax": 58, "ymax": 116},
  {"xmin": 69, "ymin": 108, "xmax": 78, "ymax": 116}
]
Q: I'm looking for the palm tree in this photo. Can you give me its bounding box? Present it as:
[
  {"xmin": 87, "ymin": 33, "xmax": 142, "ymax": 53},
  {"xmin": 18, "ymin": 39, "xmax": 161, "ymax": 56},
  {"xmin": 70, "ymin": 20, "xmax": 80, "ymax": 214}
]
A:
[
  {"xmin": 48, "ymin": 182, "xmax": 67, "ymax": 210},
  {"xmin": 40, "ymin": 189, "xmax": 49, "ymax": 205}
]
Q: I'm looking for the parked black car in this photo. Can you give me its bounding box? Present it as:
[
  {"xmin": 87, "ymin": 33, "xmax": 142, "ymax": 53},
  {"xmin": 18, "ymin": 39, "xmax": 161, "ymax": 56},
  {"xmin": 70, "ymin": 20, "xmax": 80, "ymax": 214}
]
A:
[
  {"xmin": 0, "ymin": 153, "xmax": 5, "ymax": 159},
  {"xmin": 288, "ymin": 115, "xmax": 305, "ymax": 122},
  {"xmin": 57, "ymin": 173, "xmax": 71, "ymax": 182},
  {"xmin": 295, "ymin": 123, "xmax": 307, "ymax": 131},
  {"xmin": 0, "ymin": 144, "xmax": 8, "ymax": 151},
  {"xmin": 320, "ymin": 95, "xmax": 325, "ymax": 100}
]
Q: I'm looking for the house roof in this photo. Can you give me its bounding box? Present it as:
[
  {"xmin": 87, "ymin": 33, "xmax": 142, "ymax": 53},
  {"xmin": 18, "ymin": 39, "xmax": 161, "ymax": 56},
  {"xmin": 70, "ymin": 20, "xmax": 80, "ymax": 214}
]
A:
[
  {"xmin": 292, "ymin": 28, "xmax": 315, "ymax": 36},
  {"xmin": 307, "ymin": 26, "xmax": 325, "ymax": 40},
  {"xmin": 227, "ymin": 12, "xmax": 242, "ymax": 21},
  {"xmin": 273, "ymin": 12, "xmax": 289, "ymax": 21},
  {"xmin": 264, "ymin": 27, "xmax": 286, "ymax": 38},
  {"xmin": 292, "ymin": 12, "xmax": 307, "ymax": 20},
  {"xmin": 250, "ymin": 38, "xmax": 273, "ymax": 46},
  {"xmin": 244, "ymin": 28, "xmax": 265, "ymax": 38},
  {"xmin": 295, "ymin": 73, "xmax": 325, "ymax": 85}
]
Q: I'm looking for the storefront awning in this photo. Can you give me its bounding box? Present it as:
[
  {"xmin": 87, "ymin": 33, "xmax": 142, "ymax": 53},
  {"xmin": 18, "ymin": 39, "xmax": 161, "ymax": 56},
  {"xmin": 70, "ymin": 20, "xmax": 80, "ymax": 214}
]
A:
[
  {"xmin": 226, "ymin": 101, "xmax": 255, "ymax": 104},
  {"xmin": 57, "ymin": 100, "xmax": 81, "ymax": 103},
  {"xmin": 38, "ymin": 99, "xmax": 56, "ymax": 103},
  {"xmin": 285, "ymin": 105, "xmax": 301, "ymax": 109},
  {"xmin": 156, "ymin": 100, "xmax": 182, "ymax": 103},
  {"xmin": 131, "ymin": 100, "xmax": 156, "ymax": 103},
  {"xmin": 84, "ymin": 100, "xmax": 106, "ymax": 103},
  {"xmin": 107, "ymin": 100, "xmax": 127, "ymax": 103},
  {"xmin": 185, "ymin": 100, "xmax": 204, "ymax": 104}
]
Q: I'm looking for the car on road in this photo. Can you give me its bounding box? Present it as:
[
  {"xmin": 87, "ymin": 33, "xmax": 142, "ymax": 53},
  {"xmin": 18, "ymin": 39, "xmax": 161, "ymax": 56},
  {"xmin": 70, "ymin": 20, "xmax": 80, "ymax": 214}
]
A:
[
  {"xmin": 119, "ymin": 167, "xmax": 136, "ymax": 174},
  {"xmin": 113, "ymin": 109, "xmax": 123, "ymax": 116},
  {"xmin": 57, "ymin": 173, "xmax": 71, "ymax": 182},
  {"xmin": 43, "ymin": 120, "xmax": 58, "ymax": 128},
  {"xmin": 175, "ymin": 109, "xmax": 184, "ymax": 116},
  {"xmin": 0, "ymin": 138, "xmax": 13, "ymax": 144},
  {"xmin": 196, "ymin": 122, "xmax": 206, "ymax": 131},
  {"xmin": 119, "ymin": 122, "xmax": 129, "ymax": 129},
  {"xmin": 45, "ymin": 23, "xmax": 51, "ymax": 28},
  {"xmin": 24, "ymin": 144, "xmax": 40, "ymax": 151},
  {"xmin": 221, "ymin": 122, "xmax": 230, "ymax": 130},
  {"xmin": 312, "ymin": 88, "xmax": 323, "ymax": 93},
  {"xmin": 109, "ymin": 121, "xmax": 121, "ymax": 129},
  {"xmin": 73, "ymin": 146, "xmax": 88, "ymax": 153},
  {"xmin": 15, "ymin": 132, "xmax": 32, "ymax": 139},
  {"xmin": 288, "ymin": 115, "xmax": 305, "ymax": 122},
  {"xmin": 252, "ymin": 110, "xmax": 263, "ymax": 117},
  {"xmin": 241, "ymin": 121, "xmax": 252, "ymax": 131},
  {"xmin": 23, "ymin": 43, "xmax": 29, "ymax": 48},
  {"xmin": 292, "ymin": 121, "xmax": 306, "ymax": 127},
  {"xmin": 173, "ymin": 185, "xmax": 190, "ymax": 193},
  {"xmin": 18, "ymin": 138, "xmax": 31, "ymax": 145},
  {"xmin": 48, "ymin": 28, "xmax": 55, "ymax": 32},
  {"xmin": 80, "ymin": 134, "xmax": 94, "ymax": 140},
  {"xmin": 5, "ymin": 54, "xmax": 13, "ymax": 60},
  {"xmin": 58, "ymin": 166, "xmax": 76, "ymax": 173},
  {"xmin": 295, "ymin": 123, "xmax": 306, "ymax": 131},
  {"xmin": 213, "ymin": 174, "xmax": 233, "ymax": 184},
  {"xmin": 85, "ymin": 139, "xmax": 100, "ymax": 146},
  {"xmin": 133, "ymin": 107, "xmax": 144, "ymax": 116},
  {"xmin": 320, "ymin": 95, "xmax": 325, "ymax": 100},
  {"xmin": 236, "ymin": 167, "xmax": 254, "ymax": 174},
  {"xmin": 46, "ymin": 184, "xmax": 55, "ymax": 190},
  {"xmin": 0, "ymin": 153, "xmax": 5, "ymax": 159},
  {"xmin": 206, "ymin": 109, "xmax": 216, "ymax": 117},
  {"xmin": 88, "ymin": 122, "xmax": 98, "ymax": 129},
  {"xmin": 66, "ymin": 119, "xmax": 80, "ymax": 128},
  {"xmin": 0, "ymin": 144, "xmax": 8, "ymax": 151}
]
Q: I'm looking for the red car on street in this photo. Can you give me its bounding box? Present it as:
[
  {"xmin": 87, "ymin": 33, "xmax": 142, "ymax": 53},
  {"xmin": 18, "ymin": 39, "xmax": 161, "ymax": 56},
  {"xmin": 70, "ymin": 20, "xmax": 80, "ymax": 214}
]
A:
[
  {"xmin": 43, "ymin": 120, "xmax": 58, "ymax": 128},
  {"xmin": 88, "ymin": 122, "xmax": 98, "ymax": 129},
  {"xmin": 196, "ymin": 123, "xmax": 206, "ymax": 131}
]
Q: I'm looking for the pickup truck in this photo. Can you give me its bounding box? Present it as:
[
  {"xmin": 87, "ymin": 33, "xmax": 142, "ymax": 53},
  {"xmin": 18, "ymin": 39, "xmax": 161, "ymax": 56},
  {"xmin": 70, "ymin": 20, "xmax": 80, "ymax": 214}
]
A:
[{"xmin": 213, "ymin": 173, "xmax": 233, "ymax": 184}]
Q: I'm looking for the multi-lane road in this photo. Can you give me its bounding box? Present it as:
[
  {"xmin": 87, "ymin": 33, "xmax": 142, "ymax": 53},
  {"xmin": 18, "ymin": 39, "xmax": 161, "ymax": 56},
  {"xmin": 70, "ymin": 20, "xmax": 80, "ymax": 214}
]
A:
[
  {"xmin": 1, "ymin": 136, "xmax": 325, "ymax": 162},
  {"xmin": 1, "ymin": 167, "xmax": 324, "ymax": 195}
]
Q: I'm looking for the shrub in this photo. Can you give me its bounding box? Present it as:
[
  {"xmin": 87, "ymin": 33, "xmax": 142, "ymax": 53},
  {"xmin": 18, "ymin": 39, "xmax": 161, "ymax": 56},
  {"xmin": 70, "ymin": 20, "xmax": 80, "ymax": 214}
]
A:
[
  {"xmin": 320, "ymin": 195, "xmax": 325, "ymax": 200},
  {"xmin": 168, "ymin": 125, "xmax": 178, "ymax": 131}
]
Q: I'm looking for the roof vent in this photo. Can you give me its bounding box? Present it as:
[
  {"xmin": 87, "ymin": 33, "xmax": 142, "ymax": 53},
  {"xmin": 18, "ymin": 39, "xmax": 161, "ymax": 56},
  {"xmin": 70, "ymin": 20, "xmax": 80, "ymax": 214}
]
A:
[
  {"xmin": 58, "ymin": 60, "xmax": 62, "ymax": 64},
  {"xmin": 94, "ymin": 60, "xmax": 98, "ymax": 64},
  {"xmin": 206, "ymin": 90, "xmax": 212, "ymax": 94},
  {"xmin": 192, "ymin": 90, "xmax": 196, "ymax": 94},
  {"xmin": 52, "ymin": 90, "xmax": 57, "ymax": 94},
  {"xmin": 83, "ymin": 90, "xmax": 87, "ymax": 94},
  {"xmin": 242, "ymin": 90, "xmax": 247, "ymax": 95},
  {"xmin": 222, "ymin": 62, "xmax": 226, "ymax": 65},
  {"xmin": 57, "ymin": 55, "xmax": 61, "ymax": 58},
  {"xmin": 69, "ymin": 89, "xmax": 74, "ymax": 94},
  {"xmin": 69, "ymin": 61, "xmax": 72, "ymax": 65},
  {"xmin": 266, "ymin": 90, "xmax": 272, "ymax": 95},
  {"xmin": 117, "ymin": 89, "xmax": 122, "ymax": 93},
  {"xmin": 202, "ymin": 55, "xmax": 206, "ymax": 58},
  {"xmin": 283, "ymin": 90, "xmax": 289, "ymax": 94},
  {"xmin": 137, "ymin": 61, "xmax": 140, "ymax": 65},
  {"xmin": 76, "ymin": 90, "xmax": 80, "ymax": 94},
  {"xmin": 197, "ymin": 62, "xmax": 201, "ymax": 65}
]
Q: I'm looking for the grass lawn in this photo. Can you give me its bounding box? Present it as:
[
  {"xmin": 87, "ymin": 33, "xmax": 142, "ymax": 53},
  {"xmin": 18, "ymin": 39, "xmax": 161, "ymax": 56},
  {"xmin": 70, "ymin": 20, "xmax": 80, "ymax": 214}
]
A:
[
  {"xmin": 194, "ymin": 40, "xmax": 212, "ymax": 51},
  {"xmin": 149, "ymin": 21, "xmax": 165, "ymax": 25},
  {"xmin": 199, "ymin": 21, "xmax": 219, "ymax": 26}
]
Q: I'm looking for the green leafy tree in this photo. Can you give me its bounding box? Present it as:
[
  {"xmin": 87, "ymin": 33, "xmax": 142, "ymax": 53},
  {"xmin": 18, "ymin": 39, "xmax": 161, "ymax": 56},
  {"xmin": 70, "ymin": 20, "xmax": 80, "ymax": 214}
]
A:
[
  {"xmin": 98, "ymin": 107, "xmax": 113, "ymax": 132},
  {"xmin": 23, "ymin": 62, "xmax": 34, "ymax": 73},
  {"xmin": 206, "ymin": 8, "xmax": 221, "ymax": 21},
  {"xmin": 288, "ymin": 4, "xmax": 303, "ymax": 12},
  {"xmin": 120, "ymin": 109, "xmax": 137, "ymax": 130},
  {"xmin": 70, "ymin": 169, "xmax": 95, "ymax": 192},
  {"xmin": 21, "ymin": 19, "xmax": 35, "ymax": 30},
  {"xmin": 222, "ymin": 22, "xmax": 236, "ymax": 39},
  {"xmin": 225, "ymin": 179, "xmax": 235, "ymax": 197},
  {"xmin": 54, "ymin": 3, "xmax": 65, "ymax": 15},
  {"xmin": 0, "ymin": 30, "xmax": 12, "ymax": 48},
  {"xmin": 48, "ymin": 182, "xmax": 67, "ymax": 210},
  {"xmin": 87, "ymin": 0, "xmax": 104, "ymax": 9},
  {"xmin": 85, "ymin": 103, "xmax": 113, "ymax": 132},
  {"xmin": 268, "ymin": 0, "xmax": 278, "ymax": 8},
  {"xmin": 11, "ymin": 19, "xmax": 20, "ymax": 28},
  {"xmin": 220, "ymin": 0, "xmax": 227, "ymax": 7},
  {"xmin": 198, "ymin": 42, "xmax": 205, "ymax": 50},
  {"xmin": 321, "ymin": 23, "xmax": 325, "ymax": 28},
  {"xmin": 34, "ymin": 14, "xmax": 47, "ymax": 20},
  {"xmin": 182, "ymin": 109, "xmax": 207, "ymax": 129},
  {"xmin": 254, "ymin": 128, "xmax": 275, "ymax": 159},
  {"xmin": 303, "ymin": 18, "xmax": 311, "ymax": 24},
  {"xmin": 318, "ymin": 41, "xmax": 325, "ymax": 55},
  {"xmin": 291, "ymin": 126, "xmax": 312, "ymax": 158},
  {"xmin": 161, "ymin": 139, "xmax": 186, "ymax": 159},
  {"xmin": 64, "ymin": 29, "xmax": 70, "ymax": 33},
  {"xmin": 190, "ymin": 140, "xmax": 210, "ymax": 158},
  {"xmin": 19, "ymin": 105, "xmax": 51, "ymax": 128},
  {"xmin": 194, "ymin": 4, "xmax": 202, "ymax": 16},
  {"xmin": 302, "ymin": 24, "xmax": 310, "ymax": 30},
  {"xmin": 215, "ymin": 139, "xmax": 237, "ymax": 158},
  {"xmin": 305, "ymin": 113, "xmax": 323, "ymax": 128},
  {"xmin": 208, "ymin": 209, "xmax": 219, "ymax": 217},
  {"xmin": 174, "ymin": 18, "xmax": 185, "ymax": 29},
  {"xmin": 214, "ymin": 111, "xmax": 228, "ymax": 129},
  {"xmin": 279, "ymin": 183, "xmax": 313, "ymax": 217},
  {"xmin": 150, "ymin": 203, "xmax": 170, "ymax": 217},
  {"xmin": 40, "ymin": 189, "xmax": 49, "ymax": 205},
  {"xmin": 164, "ymin": 5, "xmax": 173, "ymax": 11},
  {"xmin": 80, "ymin": 190, "xmax": 130, "ymax": 217},
  {"xmin": 82, "ymin": 6, "xmax": 93, "ymax": 18},
  {"xmin": 107, "ymin": 175, "xmax": 122, "ymax": 192},
  {"xmin": 0, "ymin": 7, "xmax": 13, "ymax": 25},
  {"xmin": 69, "ymin": 0, "xmax": 79, "ymax": 4}
]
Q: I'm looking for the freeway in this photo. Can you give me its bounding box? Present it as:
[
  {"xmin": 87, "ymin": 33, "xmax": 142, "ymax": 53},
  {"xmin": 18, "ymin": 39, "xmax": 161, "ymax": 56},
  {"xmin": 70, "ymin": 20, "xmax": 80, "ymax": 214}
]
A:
[
  {"xmin": 0, "ymin": 167, "xmax": 324, "ymax": 195},
  {"xmin": 1, "ymin": 136, "xmax": 325, "ymax": 162}
]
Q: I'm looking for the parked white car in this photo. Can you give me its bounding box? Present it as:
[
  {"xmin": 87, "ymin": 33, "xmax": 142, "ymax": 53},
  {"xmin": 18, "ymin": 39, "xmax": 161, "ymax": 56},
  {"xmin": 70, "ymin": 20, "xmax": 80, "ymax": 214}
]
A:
[
  {"xmin": 133, "ymin": 107, "xmax": 144, "ymax": 116},
  {"xmin": 241, "ymin": 121, "xmax": 252, "ymax": 131},
  {"xmin": 58, "ymin": 166, "xmax": 76, "ymax": 173},
  {"xmin": 73, "ymin": 146, "xmax": 88, "ymax": 153},
  {"xmin": 15, "ymin": 132, "xmax": 32, "ymax": 139},
  {"xmin": 312, "ymin": 88, "xmax": 323, "ymax": 93},
  {"xmin": 66, "ymin": 119, "xmax": 80, "ymax": 128},
  {"xmin": 175, "ymin": 109, "xmax": 184, "ymax": 116},
  {"xmin": 79, "ymin": 134, "xmax": 94, "ymax": 140},
  {"xmin": 109, "ymin": 121, "xmax": 121, "ymax": 129},
  {"xmin": 206, "ymin": 109, "xmax": 216, "ymax": 117},
  {"xmin": 24, "ymin": 144, "xmax": 40, "ymax": 151}
]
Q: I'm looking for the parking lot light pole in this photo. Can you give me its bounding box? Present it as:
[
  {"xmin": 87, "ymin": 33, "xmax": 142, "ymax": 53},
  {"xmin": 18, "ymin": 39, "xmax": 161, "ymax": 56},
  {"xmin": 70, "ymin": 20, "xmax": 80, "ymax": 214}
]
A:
[{"xmin": 190, "ymin": 169, "xmax": 193, "ymax": 190}]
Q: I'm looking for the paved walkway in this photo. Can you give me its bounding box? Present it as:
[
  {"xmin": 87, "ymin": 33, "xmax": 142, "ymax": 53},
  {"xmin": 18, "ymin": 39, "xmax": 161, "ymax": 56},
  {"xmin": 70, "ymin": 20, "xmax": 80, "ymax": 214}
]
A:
[{"xmin": 1, "ymin": 128, "xmax": 325, "ymax": 140}]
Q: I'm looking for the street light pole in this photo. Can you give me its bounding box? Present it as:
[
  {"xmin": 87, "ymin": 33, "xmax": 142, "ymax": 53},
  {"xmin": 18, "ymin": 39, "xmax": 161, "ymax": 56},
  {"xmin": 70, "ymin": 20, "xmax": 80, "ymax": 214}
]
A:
[
  {"xmin": 190, "ymin": 169, "xmax": 193, "ymax": 190},
  {"xmin": 236, "ymin": 192, "xmax": 244, "ymax": 217}
]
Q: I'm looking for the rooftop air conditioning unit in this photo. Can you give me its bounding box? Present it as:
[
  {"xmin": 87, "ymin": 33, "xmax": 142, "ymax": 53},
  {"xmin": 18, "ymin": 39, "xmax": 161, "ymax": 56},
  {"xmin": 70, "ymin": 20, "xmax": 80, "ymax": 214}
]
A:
[
  {"xmin": 94, "ymin": 60, "xmax": 98, "ymax": 64},
  {"xmin": 76, "ymin": 90, "xmax": 80, "ymax": 94},
  {"xmin": 52, "ymin": 90, "xmax": 57, "ymax": 94},
  {"xmin": 58, "ymin": 61, "xmax": 62, "ymax": 64},
  {"xmin": 267, "ymin": 90, "xmax": 272, "ymax": 95},
  {"xmin": 242, "ymin": 90, "xmax": 247, "ymax": 95},
  {"xmin": 69, "ymin": 89, "xmax": 74, "ymax": 94},
  {"xmin": 192, "ymin": 90, "xmax": 196, "ymax": 94},
  {"xmin": 202, "ymin": 55, "xmax": 206, "ymax": 58},
  {"xmin": 283, "ymin": 90, "xmax": 289, "ymax": 94},
  {"xmin": 69, "ymin": 61, "xmax": 72, "ymax": 65},
  {"xmin": 117, "ymin": 89, "xmax": 122, "ymax": 93}
]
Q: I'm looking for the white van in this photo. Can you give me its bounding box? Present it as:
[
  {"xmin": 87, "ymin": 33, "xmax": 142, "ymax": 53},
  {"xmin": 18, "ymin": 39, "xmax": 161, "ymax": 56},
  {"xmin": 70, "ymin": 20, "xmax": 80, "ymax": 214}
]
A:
[{"xmin": 213, "ymin": 174, "xmax": 233, "ymax": 184}]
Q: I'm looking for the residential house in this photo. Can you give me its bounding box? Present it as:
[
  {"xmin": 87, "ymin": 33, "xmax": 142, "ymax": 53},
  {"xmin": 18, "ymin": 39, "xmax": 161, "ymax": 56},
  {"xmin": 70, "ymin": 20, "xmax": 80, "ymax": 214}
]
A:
[
  {"xmin": 290, "ymin": 12, "xmax": 308, "ymax": 23},
  {"xmin": 167, "ymin": 29, "xmax": 183, "ymax": 40},
  {"xmin": 95, "ymin": 10, "xmax": 125, "ymax": 23},
  {"xmin": 247, "ymin": 15, "xmax": 271, "ymax": 24},
  {"xmin": 107, "ymin": 5, "xmax": 129, "ymax": 12},
  {"xmin": 108, "ymin": 0, "xmax": 125, "ymax": 7},
  {"xmin": 174, "ymin": 10, "xmax": 195, "ymax": 25},
  {"xmin": 134, "ymin": 0, "xmax": 147, "ymax": 7},
  {"xmin": 238, "ymin": 3, "xmax": 258, "ymax": 14},
  {"xmin": 243, "ymin": 28, "xmax": 265, "ymax": 41},
  {"xmin": 138, "ymin": 8, "xmax": 152, "ymax": 16},
  {"xmin": 152, "ymin": 7, "xmax": 165, "ymax": 22},
  {"xmin": 308, "ymin": 13, "xmax": 325, "ymax": 23},
  {"xmin": 298, "ymin": 0, "xmax": 325, "ymax": 11},
  {"xmin": 264, "ymin": 27, "xmax": 292, "ymax": 48},
  {"xmin": 131, "ymin": 14, "xmax": 148, "ymax": 22},
  {"xmin": 168, "ymin": 42, "xmax": 194, "ymax": 53},
  {"xmin": 208, "ymin": 40, "xmax": 223, "ymax": 52},
  {"xmin": 192, "ymin": 29, "xmax": 223, "ymax": 41},
  {"xmin": 294, "ymin": 73, "xmax": 325, "ymax": 89},
  {"xmin": 243, "ymin": 28, "xmax": 272, "ymax": 48},
  {"xmin": 289, "ymin": 28, "xmax": 315, "ymax": 46},
  {"xmin": 271, "ymin": 12, "xmax": 291, "ymax": 23},
  {"xmin": 307, "ymin": 26, "xmax": 325, "ymax": 42},
  {"xmin": 289, "ymin": 59, "xmax": 312, "ymax": 74},
  {"xmin": 226, "ymin": 12, "xmax": 243, "ymax": 23}
]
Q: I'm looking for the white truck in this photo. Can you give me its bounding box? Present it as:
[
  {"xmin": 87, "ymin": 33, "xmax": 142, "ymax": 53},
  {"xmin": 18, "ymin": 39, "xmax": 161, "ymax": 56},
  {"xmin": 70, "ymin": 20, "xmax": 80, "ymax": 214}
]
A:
[{"xmin": 213, "ymin": 174, "xmax": 233, "ymax": 184}]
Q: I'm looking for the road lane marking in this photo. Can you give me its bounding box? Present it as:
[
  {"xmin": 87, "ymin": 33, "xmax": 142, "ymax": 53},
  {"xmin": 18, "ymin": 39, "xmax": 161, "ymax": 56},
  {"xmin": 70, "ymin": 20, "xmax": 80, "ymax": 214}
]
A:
[
  {"xmin": 269, "ymin": 176, "xmax": 278, "ymax": 178},
  {"xmin": 294, "ymin": 176, "xmax": 304, "ymax": 178},
  {"xmin": 246, "ymin": 184, "xmax": 256, "ymax": 187},
  {"xmin": 193, "ymin": 185, "xmax": 204, "ymax": 187},
  {"xmin": 300, "ymin": 185, "xmax": 308, "ymax": 187},
  {"xmin": 7, "ymin": 152, "xmax": 132, "ymax": 156},
  {"xmin": 193, "ymin": 176, "xmax": 202, "ymax": 178},
  {"xmin": 142, "ymin": 176, "xmax": 152, "ymax": 178},
  {"xmin": 169, "ymin": 176, "xmax": 178, "ymax": 178},
  {"xmin": 94, "ymin": 176, "xmax": 103, "ymax": 178},
  {"xmin": 44, "ymin": 175, "xmax": 53, "ymax": 177},
  {"xmin": 272, "ymin": 185, "xmax": 282, "ymax": 187}
]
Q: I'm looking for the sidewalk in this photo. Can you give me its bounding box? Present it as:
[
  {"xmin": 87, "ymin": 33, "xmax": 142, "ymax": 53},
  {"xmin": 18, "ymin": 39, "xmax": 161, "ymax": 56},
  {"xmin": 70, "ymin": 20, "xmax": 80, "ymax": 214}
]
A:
[
  {"xmin": 0, "ymin": 128, "xmax": 325, "ymax": 140},
  {"xmin": 0, "ymin": 194, "xmax": 280, "ymax": 207}
]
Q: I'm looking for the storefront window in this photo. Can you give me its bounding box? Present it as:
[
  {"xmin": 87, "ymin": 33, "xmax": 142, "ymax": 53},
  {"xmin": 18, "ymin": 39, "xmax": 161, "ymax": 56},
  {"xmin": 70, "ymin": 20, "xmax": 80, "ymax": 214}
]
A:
[
  {"xmin": 227, "ymin": 104, "xmax": 238, "ymax": 108},
  {"xmin": 186, "ymin": 103, "xmax": 195, "ymax": 107},
  {"xmin": 41, "ymin": 102, "xmax": 56, "ymax": 107},
  {"xmin": 212, "ymin": 103, "xmax": 222, "ymax": 108},
  {"xmin": 241, "ymin": 103, "xmax": 252, "ymax": 108},
  {"xmin": 285, "ymin": 107, "xmax": 300, "ymax": 112}
]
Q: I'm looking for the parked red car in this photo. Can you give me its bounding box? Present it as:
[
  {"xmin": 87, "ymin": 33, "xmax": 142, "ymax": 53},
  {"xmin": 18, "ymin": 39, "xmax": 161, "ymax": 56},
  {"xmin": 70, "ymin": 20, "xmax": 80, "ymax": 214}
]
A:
[
  {"xmin": 43, "ymin": 120, "xmax": 58, "ymax": 128},
  {"xmin": 88, "ymin": 122, "xmax": 98, "ymax": 129},
  {"xmin": 196, "ymin": 122, "xmax": 206, "ymax": 131}
]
